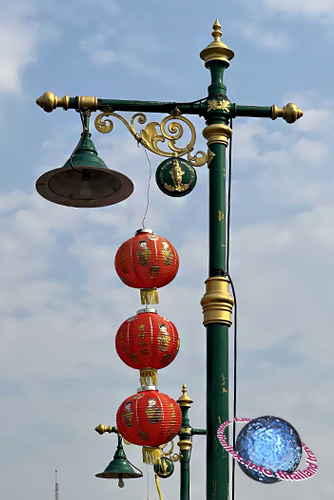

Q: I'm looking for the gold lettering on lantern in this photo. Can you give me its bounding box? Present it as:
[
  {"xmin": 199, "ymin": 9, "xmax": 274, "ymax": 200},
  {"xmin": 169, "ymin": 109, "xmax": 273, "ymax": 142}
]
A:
[
  {"xmin": 120, "ymin": 276, "xmax": 132, "ymax": 286},
  {"xmin": 137, "ymin": 325, "xmax": 148, "ymax": 355},
  {"xmin": 118, "ymin": 327, "xmax": 128, "ymax": 355},
  {"xmin": 138, "ymin": 341, "xmax": 148, "ymax": 347},
  {"xmin": 133, "ymin": 393, "xmax": 145, "ymax": 400},
  {"xmin": 129, "ymin": 353, "xmax": 141, "ymax": 363},
  {"xmin": 120, "ymin": 344, "xmax": 128, "ymax": 356},
  {"xmin": 138, "ymin": 324, "xmax": 146, "ymax": 338},
  {"xmin": 138, "ymin": 431, "xmax": 150, "ymax": 441},
  {"xmin": 167, "ymin": 403, "xmax": 176, "ymax": 434},
  {"xmin": 119, "ymin": 245, "xmax": 129, "ymax": 274},
  {"xmin": 161, "ymin": 352, "xmax": 172, "ymax": 365},
  {"xmin": 149, "ymin": 265, "xmax": 160, "ymax": 277}
]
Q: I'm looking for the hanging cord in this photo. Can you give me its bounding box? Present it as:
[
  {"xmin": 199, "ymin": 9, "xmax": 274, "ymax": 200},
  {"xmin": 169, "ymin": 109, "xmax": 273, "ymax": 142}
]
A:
[
  {"xmin": 123, "ymin": 457, "xmax": 143, "ymax": 478},
  {"xmin": 225, "ymin": 118, "xmax": 238, "ymax": 500},
  {"xmin": 146, "ymin": 463, "xmax": 150, "ymax": 500},
  {"xmin": 225, "ymin": 117, "xmax": 233, "ymax": 276},
  {"xmin": 138, "ymin": 143, "xmax": 153, "ymax": 229},
  {"xmin": 69, "ymin": 97, "xmax": 87, "ymax": 174}
]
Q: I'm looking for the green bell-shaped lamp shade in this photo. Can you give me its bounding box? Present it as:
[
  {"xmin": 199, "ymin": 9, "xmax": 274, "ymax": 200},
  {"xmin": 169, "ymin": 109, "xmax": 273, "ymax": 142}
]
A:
[
  {"xmin": 96, "ymin": 436, "xmax": 143, "ymax": 487},
  {"xmin": 36, "ymin": 131, "xmax": 134, "ymax": 208}
]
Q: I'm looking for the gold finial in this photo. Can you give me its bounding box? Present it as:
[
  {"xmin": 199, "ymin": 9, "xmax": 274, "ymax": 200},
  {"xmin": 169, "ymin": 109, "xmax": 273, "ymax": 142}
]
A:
[
  {"xmin": 36, "ymin": 92, "xmax": 97, "ymax": 113},
  {"xmin": 36, "ymin": 92, "xmax": 70, "ymax": 113},
  {"xmin": 95, "ymin": 424, "xmax": 118, "ymax": 435},
  {"xmin": 271, "ymin": 103, "xmax": 304, "ymax": 123},
  {"xmin": 177, "ymin": 384, "xmax": 193, "ymax": 408},
  {"xmin": 200, "ymin": 20, "xmax": 234, "ymax": 66},
  {"xmin": 212, "ymin": 19, "xmax": 222, "ymax": 42}
]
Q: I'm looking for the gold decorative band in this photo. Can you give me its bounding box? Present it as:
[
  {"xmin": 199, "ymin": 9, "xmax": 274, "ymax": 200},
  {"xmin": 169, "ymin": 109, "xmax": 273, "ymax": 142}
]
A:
[
  {"xmin": 271, "ymin": 103, "xmax": 303, "ymax": 124},
  {"xmin": 78, "ymin": 96, "xmax": 98, "ymax": 109},
  {"xmin": 201, "ymin": 277, "xmax": 234, "ymax": 326},
  {"xmin": 36, "ymin": 92, "xmax": 97, "ymax": 113},
  {"xmin": 177, "ymin": 439, "xmax": 193, "ymax": 452},
  {"xmin": 202, "ymin": 124, "xmax": 232, "ymax": 146}
]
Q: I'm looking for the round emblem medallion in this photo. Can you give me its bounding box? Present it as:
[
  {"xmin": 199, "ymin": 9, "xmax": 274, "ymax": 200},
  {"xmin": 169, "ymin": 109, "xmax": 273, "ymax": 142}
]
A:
[
  {"xmin": 154, "ymin": 456, "xmax": 174, "ymax": 478},
  {"xmin": 155, "ymin": 157, "xmax": 197, "ymax": 197}
]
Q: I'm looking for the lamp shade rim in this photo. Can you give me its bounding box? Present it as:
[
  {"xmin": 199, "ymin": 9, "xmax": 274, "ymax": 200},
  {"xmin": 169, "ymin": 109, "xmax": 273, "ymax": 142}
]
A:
[
  {"xmin": 95, "ymin": 472, "xmax": 143, "ymax": 479},
  {"xmin": 36, "ymin": 165, "xmax": 134, "ymax": 208}
]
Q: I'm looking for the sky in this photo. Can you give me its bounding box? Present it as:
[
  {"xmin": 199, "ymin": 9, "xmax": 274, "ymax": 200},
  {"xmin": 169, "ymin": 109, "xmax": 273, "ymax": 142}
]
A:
[{"xmin": 0, "ymin": 0, "xmax": 333, "ymax": 499}]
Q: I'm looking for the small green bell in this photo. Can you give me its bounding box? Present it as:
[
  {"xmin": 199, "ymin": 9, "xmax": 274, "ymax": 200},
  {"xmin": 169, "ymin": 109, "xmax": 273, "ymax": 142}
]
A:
[{"xmin": 96, "ymin": 435, "xmax": 143, "ymax": 487}]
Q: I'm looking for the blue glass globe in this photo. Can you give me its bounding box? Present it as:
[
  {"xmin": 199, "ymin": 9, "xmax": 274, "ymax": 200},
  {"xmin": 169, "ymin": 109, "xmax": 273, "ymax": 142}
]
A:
[{"xmin": 235, "ymin": 415, "xmax": 302, "ymax": 484}]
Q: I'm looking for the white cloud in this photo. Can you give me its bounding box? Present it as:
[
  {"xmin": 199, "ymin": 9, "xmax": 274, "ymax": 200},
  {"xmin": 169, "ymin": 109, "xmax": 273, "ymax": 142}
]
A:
[
  {"xmin": 0, "ymin": 20, "xmax": 39, "ymax": 93},
  {"xmin": 260, "ymin": 0, "xmax": 334, "ymax": 22},
  {"xmin": 237, "ymin": 22, "xmax": 290, "ymax": 49},
  {"xmin": 78, "ymin": 29, "xmax": 173, "ymax": 84}
]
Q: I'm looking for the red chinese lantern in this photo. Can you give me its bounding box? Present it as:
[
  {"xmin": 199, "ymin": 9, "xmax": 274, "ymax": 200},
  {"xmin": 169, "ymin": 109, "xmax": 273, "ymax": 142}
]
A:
[
  {"xmin": 116, "ymin": 389, "xmax": 182, "ymax": 465},
  {"xmin": 114, "ymin": 229, "xmax": 179, "ymax": 305},
  {"xmin": 115, "ymin": 308, "xmax": 180, "ymax": 386}
]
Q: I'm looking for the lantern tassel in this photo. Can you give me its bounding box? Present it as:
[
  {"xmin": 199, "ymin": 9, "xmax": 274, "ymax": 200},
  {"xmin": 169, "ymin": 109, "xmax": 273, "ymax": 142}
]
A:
[
  {"xmin": 142, "ymin": 446, "xmax": 162, "ymax": 465},
  {"xmin": 140, "ymin": 288, "xmax": 159, "ymax": 305},
  {"xmin": 140, "ymin": 368, "xmax": 158, "ymax": 387}
]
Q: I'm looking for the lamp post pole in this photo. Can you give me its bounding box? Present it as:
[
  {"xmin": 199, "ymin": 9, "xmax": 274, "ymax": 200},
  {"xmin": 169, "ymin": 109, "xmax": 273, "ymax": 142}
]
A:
[
  {"xmin": 36, "ymin": 18, "xmax": 303, "ymax": 500},
  {"xmin": 199, "ymin": 21, "xmax": 235, "ymax": 500}
]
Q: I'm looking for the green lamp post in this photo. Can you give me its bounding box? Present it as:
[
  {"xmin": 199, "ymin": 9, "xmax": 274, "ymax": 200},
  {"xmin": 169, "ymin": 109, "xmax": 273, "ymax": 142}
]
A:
[{"xmin": 35, "ymin": 19, "xmax": 303, "ymax": 500}]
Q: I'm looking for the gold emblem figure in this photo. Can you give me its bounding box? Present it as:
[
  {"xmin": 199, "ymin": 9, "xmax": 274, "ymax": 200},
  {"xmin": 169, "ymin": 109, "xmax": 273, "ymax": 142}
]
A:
[
  {"xmin": 145, "ymin": 398, "xmax": 162, "ymax": 424},
  {"xmin": 164, "ymin": 158, "xmax": 190, "ymax": 193},
  {"xmin": 158, "ymin": 323, "xmax": 171, "ymax": 351},
  {"xmin": 136, "ymin": 240, "xmax": 151, "ymax": 266},
  {"xmin": 122, "ymin": 401, "xmax": 134, "ymax": 428},
  {"xmin": 161, "ymin": 240, "xmax": 174, "ymax": 265}
]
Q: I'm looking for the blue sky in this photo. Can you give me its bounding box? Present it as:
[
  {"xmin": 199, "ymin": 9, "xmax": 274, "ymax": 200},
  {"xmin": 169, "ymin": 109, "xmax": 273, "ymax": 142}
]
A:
[{"xmin": 0, "ymin": 1, "xmax": 333, "ymax": 499}]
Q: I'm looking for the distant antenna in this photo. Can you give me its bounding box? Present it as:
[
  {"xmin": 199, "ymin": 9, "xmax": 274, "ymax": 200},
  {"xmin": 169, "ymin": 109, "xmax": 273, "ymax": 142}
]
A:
[{"xmin": 55, "ymin": 470, "xmax": 59, "ymax": 500}]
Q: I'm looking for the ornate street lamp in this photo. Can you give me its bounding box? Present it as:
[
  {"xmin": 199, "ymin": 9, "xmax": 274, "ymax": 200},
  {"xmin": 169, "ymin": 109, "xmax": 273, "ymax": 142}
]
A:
[{"xmin": 35, "ymin": 19, "xmax": 303, "ymax": 500}]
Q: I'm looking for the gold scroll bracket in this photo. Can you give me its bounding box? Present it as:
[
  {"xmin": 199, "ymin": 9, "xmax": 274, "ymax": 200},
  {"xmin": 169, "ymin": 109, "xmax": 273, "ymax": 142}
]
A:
[
  {"xmin": 161, "ymin": 441, "xmax": 183, "ymax": 462},
  {"xmin": 94, "ymin": 109, "xmax": 207, "ymax": 167}
]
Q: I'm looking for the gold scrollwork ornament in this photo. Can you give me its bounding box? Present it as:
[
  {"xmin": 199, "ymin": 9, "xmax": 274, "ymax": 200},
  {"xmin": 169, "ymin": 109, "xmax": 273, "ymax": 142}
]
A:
[
  {"xmin": 94, "ymin": 110, "xmax": 207, "ymax": 167},
  {"xmin": 160, "ymin": 440, "xmax": 183, "ymax": 462}
]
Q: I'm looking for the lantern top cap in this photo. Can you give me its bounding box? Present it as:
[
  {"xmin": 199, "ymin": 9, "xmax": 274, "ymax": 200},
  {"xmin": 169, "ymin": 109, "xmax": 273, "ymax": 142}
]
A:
[
  {"xmin": 135, "ymin": 228, "xmax": 155, "ymax": 235},
  {"xmin": 136, "ymin": 308, "xmax": 157, "ymax": 315},
  {"xmin": 137, "ymin": 385, "xmax": 157, "ymax": 392},
  {"xmin": 200, "ymin": 19, "xmax": 234, "ymax": 66}
]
